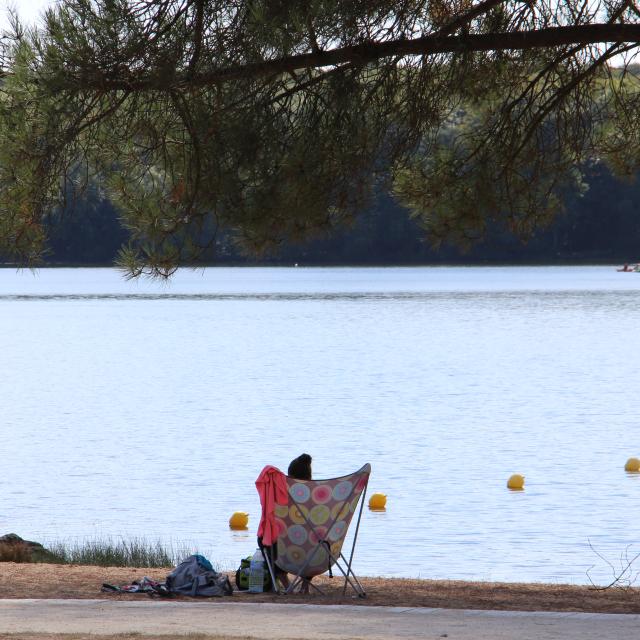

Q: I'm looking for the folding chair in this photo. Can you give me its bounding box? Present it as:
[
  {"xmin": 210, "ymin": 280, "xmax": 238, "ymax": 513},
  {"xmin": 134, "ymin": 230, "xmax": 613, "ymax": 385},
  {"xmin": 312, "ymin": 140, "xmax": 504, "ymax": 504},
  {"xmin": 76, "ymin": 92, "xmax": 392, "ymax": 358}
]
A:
[{"xmin": 261, "ymin": 463, "xmax": 371, "ymax": 597}]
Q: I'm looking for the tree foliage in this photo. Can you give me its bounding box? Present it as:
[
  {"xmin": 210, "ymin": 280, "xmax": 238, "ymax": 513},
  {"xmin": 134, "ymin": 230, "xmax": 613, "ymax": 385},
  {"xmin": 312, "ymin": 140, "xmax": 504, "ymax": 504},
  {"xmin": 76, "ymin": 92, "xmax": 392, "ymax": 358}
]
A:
[{"xmin": 0, "ymin": 0, "xmax": 639, "ymax": 277}]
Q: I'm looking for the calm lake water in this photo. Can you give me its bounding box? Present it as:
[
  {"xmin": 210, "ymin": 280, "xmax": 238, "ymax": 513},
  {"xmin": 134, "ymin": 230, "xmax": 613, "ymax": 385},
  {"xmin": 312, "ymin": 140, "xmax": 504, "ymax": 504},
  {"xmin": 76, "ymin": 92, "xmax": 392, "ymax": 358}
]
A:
[{"xmin": 1, "ymin": 265, "xmax": 639, "ymax": 585}]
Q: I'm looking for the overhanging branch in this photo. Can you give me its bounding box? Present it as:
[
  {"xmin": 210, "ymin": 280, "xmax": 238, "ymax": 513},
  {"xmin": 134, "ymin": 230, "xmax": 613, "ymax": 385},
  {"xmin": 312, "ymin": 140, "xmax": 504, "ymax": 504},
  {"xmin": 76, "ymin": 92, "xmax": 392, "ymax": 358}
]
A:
[{"xmin": 55, "ymin": 23, "xmax": 640, "ymax": 92}]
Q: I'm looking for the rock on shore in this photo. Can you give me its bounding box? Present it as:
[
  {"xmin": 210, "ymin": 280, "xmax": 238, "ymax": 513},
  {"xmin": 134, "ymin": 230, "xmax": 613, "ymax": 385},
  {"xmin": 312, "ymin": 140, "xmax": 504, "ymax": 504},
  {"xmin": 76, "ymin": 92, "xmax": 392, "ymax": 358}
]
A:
[{"xmin": 0, "ymin": 533, "xmax": 55, "ymax": 562}]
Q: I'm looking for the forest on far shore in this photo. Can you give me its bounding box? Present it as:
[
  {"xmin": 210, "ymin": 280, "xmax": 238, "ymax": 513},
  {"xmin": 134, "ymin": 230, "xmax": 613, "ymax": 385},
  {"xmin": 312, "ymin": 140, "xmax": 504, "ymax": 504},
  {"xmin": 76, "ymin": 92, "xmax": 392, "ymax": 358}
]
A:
[{"xmin": 41, "ymin": 162, "xmax": 640, "ymax": 267}]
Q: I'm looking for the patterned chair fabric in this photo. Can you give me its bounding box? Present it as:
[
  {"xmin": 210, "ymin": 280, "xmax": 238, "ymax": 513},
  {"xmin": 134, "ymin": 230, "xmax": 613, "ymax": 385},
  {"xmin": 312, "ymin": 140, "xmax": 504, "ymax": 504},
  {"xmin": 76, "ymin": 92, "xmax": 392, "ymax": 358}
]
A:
[{"xmin": 272, "ymin": 463, "xmax": 371, "ymax": 579}]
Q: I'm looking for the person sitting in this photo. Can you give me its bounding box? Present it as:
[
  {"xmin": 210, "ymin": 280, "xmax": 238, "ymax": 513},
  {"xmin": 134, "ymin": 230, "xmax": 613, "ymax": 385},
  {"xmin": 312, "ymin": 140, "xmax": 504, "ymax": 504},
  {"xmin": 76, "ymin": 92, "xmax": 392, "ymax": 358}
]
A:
[
  {"xmin": 287, "ymin": 453, "xmax": 312, "ymax": 480},
  {"xmin": 257, "ymin": 453, "xmax": 313, "ymax": 592}
]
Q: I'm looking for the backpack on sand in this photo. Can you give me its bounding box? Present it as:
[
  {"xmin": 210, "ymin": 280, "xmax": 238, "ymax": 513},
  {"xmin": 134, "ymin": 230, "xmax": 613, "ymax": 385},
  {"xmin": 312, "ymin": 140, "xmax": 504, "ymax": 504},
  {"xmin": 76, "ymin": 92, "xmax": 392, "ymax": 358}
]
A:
[
  {"xmin": 235, "ymin": 554, "xmax": 272, "ymax": 592},
  {"xmin": 166, "ymin": 554, "xmax": 233, "ymax": 597}
]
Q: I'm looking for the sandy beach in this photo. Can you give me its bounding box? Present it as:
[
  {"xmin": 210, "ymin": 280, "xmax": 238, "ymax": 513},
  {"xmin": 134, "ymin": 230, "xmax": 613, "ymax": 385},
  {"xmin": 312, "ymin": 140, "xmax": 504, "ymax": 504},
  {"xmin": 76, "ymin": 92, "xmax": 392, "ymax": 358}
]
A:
[{"xmin": 1, "ymin": 562, "xmax": 639, "ymax": 614}]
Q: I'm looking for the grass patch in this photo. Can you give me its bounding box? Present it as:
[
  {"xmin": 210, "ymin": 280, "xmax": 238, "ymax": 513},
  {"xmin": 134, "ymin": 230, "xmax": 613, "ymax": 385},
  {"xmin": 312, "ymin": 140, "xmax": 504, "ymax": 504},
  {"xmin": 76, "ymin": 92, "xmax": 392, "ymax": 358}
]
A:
[
  {"xmin": 0, "ymin": 535, "xmax": 227, "ymax": 570},
  {"xmin": 45, "ymin": 537, "xmax": 180, "ymax": 567}
]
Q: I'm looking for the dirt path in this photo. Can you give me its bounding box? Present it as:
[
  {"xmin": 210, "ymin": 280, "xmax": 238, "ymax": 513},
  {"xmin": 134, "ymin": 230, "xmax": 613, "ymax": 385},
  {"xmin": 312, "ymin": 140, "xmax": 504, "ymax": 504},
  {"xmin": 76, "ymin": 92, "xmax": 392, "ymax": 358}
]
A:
[
  {"xmin": 1, "ymin": 563, "xmax": 640, "ymax": 613},
  {"xmin": 2, "ymin": 599, "xmax": 640, "ymax": 640}
]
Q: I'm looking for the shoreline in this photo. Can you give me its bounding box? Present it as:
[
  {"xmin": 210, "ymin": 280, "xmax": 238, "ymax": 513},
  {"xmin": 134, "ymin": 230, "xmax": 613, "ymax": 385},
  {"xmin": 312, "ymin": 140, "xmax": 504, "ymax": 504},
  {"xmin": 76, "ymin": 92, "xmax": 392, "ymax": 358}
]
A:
[{"xmin": 1, "ymin": 563, "xmax": 639, "ymax": 614}]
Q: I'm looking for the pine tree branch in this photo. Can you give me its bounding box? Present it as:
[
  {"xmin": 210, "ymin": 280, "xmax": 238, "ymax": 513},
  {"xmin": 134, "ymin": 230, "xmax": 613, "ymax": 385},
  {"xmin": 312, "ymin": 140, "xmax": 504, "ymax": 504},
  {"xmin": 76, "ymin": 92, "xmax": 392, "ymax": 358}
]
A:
[{"xmin": 48, "ymin": 23, "xmax": 640, "ymax": 92}]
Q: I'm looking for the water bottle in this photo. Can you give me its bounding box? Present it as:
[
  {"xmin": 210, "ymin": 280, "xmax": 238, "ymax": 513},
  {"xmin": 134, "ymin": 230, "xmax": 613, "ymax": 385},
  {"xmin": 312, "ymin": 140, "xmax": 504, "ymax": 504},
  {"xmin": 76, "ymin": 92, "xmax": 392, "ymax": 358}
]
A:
[{"xmin": 248, "ymin": 548, "xmax": 265, "ymax": 593}]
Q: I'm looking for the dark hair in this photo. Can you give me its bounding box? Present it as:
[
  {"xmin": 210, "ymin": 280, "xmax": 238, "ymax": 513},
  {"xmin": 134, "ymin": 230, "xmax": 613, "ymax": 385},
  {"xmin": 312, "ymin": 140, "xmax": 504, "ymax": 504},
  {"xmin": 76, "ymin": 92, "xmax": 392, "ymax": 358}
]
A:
[{"xmin": 288, "ymin": 453, "xmax": 312, "ymax": 480}]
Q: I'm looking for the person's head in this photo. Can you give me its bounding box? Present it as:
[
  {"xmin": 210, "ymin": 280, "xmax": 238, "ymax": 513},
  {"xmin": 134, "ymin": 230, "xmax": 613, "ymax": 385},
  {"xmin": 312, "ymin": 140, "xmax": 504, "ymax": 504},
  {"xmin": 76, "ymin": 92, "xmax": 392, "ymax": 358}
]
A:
[{"xmin": 288, "ymin": 453, "xmax": 312, "ymax": 480}]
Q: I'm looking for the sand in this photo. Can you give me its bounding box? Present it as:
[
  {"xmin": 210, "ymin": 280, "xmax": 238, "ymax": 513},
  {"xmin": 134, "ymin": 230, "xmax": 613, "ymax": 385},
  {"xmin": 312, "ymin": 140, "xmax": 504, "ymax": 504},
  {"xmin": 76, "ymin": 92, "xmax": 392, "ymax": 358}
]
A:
[{"xmin": 1, "ymin": 562, "xmax": 639, "ymax": 613}]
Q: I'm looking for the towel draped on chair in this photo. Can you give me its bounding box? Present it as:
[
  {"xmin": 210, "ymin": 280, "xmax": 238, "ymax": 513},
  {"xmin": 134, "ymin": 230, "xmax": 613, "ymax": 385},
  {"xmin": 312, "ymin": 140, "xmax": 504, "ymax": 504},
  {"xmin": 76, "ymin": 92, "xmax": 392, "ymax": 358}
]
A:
[{"xmin": 255, "ymin": 465, "xmax": 288, "ymax": 546}]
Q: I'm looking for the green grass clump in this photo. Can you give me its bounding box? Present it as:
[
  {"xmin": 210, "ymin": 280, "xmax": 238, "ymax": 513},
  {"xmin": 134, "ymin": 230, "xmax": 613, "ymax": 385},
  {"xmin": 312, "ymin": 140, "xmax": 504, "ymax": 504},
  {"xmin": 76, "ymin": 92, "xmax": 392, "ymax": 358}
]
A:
[
  {"xmin": 44, "ymin": 537, "xmax": 180, "ymax": 567},
  {"xmin": 0, "ymin": 535, "xmax": 222, "ymax": 569}
]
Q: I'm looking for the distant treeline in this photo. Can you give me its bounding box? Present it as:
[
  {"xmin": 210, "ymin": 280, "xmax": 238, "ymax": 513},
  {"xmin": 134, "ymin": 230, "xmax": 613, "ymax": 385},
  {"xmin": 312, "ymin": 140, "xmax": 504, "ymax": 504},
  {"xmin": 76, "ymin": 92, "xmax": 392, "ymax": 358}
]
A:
[{"xmin": 43, "ymin": 162, "xmax": 640, "ymax": 266}]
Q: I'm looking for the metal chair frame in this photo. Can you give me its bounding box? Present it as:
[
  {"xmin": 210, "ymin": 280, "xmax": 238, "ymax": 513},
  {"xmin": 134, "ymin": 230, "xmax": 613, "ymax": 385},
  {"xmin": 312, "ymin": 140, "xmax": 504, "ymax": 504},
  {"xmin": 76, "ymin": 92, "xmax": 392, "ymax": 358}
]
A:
[{"xmin": 261, "ymin": 464, "xmax": 370, "ymax": 597}]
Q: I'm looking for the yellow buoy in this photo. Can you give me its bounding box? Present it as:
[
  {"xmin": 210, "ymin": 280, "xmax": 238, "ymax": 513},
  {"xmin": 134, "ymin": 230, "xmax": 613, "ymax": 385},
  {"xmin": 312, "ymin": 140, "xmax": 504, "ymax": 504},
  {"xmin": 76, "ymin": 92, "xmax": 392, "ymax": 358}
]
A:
[
  {"xmin": 624, "ymin": 457, "xmax": 640, "ymax": 472},
  {"xmin": 507, "ymin": 474, "xmax": 525, "ymax": 490},
  {"xmin": 229, "ymin": 511, "xmax": 249, "ymax": 529},
  {"xmin": 368, "ymin": 493, "xmax": 387, "ymax": 510}
]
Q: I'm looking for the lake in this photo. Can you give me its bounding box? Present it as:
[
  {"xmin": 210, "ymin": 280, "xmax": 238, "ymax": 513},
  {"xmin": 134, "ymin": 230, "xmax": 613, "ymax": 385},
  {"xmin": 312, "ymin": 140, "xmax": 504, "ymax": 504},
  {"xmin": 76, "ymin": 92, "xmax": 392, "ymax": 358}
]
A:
[{"xmin": 1, "ymin": 265, "xmax": 639, "ymax": 585}]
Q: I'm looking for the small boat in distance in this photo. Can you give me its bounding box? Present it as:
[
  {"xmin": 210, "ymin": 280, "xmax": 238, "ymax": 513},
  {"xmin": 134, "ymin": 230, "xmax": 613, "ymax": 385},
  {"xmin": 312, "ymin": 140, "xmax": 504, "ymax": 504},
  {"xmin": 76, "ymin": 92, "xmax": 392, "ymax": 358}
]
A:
[{"xmin": 617, "ymin": 263, "xmax": 640, "ymax": 272}]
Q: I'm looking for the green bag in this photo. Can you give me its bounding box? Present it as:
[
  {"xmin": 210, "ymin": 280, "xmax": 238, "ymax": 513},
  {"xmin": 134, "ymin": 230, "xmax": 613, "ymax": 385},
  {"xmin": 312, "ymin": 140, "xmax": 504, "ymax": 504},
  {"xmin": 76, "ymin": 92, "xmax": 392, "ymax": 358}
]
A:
[{"xmin": 235, "ymin": 555, "xmax": 272, "ymax": 591}]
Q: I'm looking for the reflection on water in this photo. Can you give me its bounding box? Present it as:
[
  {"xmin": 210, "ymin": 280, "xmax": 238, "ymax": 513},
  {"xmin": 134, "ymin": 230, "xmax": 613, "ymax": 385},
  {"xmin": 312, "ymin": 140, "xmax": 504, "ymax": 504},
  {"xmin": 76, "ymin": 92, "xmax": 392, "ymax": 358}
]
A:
[{"xmin": 1, "ymin": 266, "xmax": 639, "ymax": 584}]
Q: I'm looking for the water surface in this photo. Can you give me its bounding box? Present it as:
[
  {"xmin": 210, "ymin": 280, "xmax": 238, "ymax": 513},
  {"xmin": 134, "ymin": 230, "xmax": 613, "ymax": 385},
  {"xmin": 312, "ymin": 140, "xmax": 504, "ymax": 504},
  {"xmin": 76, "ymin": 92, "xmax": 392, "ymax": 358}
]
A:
[{"xmin": 1, "ymin": 266, "xmax": 639, "ymax": 584}]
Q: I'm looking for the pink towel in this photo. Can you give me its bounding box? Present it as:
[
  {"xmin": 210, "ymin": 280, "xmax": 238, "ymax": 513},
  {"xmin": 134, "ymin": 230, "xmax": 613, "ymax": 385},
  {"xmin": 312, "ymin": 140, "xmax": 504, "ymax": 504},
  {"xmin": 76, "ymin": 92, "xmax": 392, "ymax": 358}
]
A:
[{"xmin": 255, "ymin": 465, "xmax": 289, "ymax": 546}]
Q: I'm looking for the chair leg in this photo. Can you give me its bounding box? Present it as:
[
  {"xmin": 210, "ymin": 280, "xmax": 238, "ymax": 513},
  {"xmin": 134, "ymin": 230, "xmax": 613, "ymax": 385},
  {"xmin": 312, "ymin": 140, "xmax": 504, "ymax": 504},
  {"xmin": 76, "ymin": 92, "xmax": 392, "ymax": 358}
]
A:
[
  {"xmin": 284, "ymin": 577, "xmax": 325, "ymax": 595},
  {"xmin": 261, "ymin": 546, "xmax": 282, "ymax": 594},
  {"xmin": 284, "ymin": 574, "xmax": 303, "ymax": 594},
  {"xmin": 325, "ymin": 553, "xmax": 366, "ymax": 597}
]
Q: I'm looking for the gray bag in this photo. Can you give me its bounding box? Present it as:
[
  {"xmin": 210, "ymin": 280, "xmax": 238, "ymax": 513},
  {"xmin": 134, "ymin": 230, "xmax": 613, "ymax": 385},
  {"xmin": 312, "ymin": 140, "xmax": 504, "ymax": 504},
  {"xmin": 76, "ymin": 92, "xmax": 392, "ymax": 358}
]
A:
[{"xmin": 166, "ymin": 554, "xmax": 233, "ymax": 597}]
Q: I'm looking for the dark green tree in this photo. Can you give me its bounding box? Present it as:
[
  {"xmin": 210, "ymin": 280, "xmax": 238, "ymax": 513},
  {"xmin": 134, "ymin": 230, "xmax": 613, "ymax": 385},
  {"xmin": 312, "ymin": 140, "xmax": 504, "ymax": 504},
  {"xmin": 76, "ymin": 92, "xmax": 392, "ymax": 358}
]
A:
[{"xmin": 0, "ymin": 0, "xmax": 639, "ymax": 277}]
